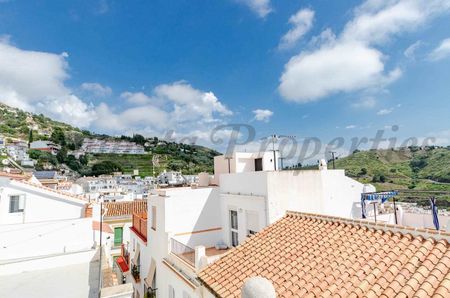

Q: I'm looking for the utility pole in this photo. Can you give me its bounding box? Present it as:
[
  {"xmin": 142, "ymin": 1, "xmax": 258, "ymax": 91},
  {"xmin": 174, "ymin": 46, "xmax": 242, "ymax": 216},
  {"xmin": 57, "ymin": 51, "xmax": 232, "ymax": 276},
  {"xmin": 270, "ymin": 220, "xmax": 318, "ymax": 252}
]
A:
[
  {"xmin": 265, "ymin": 134, "xmax": 297, "ymax": 171},
  {"xmin": 98, "ymin": 201, "xmax": 103, "ymax": 292},
  {"xmin": 270, "ymin": 135, "xmax": 277, "ymax": 171},
  {"xmin": 224, "ymin": 156, "xmax": 232, "ymax": 173},
  {"xmin": 329, "ymin": 151, "xmax": 336, "ymax": 169}
]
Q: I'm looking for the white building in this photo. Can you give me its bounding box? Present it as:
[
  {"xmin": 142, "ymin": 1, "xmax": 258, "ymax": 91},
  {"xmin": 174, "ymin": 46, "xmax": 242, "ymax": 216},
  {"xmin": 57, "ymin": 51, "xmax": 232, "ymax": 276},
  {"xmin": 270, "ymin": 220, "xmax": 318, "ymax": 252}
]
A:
[
  {"xmin": 5, "ymin": 141, "xmax": 29, "ymax": 161},
  {"xmin": 0, "ymin": 174, "xmax": 87, "ymax": 225},
  {"xmin": 29, "ymin": 140, "xmax": 60, "ymax": 155},
  {"xmin": 81, "ymin": 138, "xmax": 145, "ymax": 155},
  {"xmin": 77, "ymin": 175, "xmax": 128, "ymax": 202},
  {"xmin": 213, "ymin": 151, "xmax": 279, "ymax": 184},
  {"xmin": 0, "ymin": 172, "xmax": 133, "ymax": 298},
  {"xmin": 127, "ymin": 186, "xmax": 225, "ymax": 298},
  {"xmin": 127, "ymin": 153, "xmax": 369, "ymax": 298},
  {"xmin": 218, "ymin": 166, "xmax": 365, "ymax": 247}
]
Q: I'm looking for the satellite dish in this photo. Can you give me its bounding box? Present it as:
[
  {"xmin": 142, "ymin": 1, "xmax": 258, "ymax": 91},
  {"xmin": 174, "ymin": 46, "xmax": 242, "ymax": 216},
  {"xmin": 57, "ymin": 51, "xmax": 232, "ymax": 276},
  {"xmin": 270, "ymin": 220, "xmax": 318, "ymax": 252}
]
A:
[{"xmin": 2, "ymin": 159, "xmax": 10, "ymax": 165}]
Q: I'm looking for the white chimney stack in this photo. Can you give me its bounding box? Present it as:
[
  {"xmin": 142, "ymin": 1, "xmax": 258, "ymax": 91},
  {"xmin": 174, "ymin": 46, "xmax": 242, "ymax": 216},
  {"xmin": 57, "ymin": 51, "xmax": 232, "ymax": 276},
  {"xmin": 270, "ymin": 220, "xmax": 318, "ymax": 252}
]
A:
[
  {"xmin": 319, "ymin": 159, "xmax": 327, "ymax": 170},
  {"xmin": 241, "ymin": 277, "xmax": 276, "ymax": 298}
]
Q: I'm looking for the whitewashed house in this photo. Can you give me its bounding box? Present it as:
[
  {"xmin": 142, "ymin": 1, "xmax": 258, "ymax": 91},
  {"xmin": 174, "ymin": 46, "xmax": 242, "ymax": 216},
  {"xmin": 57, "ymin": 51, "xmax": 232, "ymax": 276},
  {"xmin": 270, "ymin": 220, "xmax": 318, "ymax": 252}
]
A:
[
  {"xmin": 127, "ymin": 186, "xmax": 225, "ymax": 298},
  {"xmin": 0, "ymin": 174, "xmax": 87, "ymax": 225},
  {"xmin": 126, "ymin": 152, "xmax": 369, "ymax": 298}
]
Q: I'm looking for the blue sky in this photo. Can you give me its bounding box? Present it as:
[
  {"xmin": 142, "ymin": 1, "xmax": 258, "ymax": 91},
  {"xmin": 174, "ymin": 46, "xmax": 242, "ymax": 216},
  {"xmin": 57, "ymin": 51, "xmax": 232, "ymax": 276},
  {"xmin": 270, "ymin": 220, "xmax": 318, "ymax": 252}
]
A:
[{"xmin": 0, "ymin": 0, "xmax": 449, "ymax": 156}]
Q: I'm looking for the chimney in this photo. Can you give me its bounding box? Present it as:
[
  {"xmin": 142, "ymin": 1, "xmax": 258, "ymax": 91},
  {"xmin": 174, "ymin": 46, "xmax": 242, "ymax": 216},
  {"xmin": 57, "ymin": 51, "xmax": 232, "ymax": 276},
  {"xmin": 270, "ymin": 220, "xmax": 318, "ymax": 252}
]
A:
[
  {"xmin": 194, "ymin": 245, "xmax": 206, "ymax": 271},
  {"xmin": 241, "ymin": 277, "xmax": 276, "ymax": 298}
]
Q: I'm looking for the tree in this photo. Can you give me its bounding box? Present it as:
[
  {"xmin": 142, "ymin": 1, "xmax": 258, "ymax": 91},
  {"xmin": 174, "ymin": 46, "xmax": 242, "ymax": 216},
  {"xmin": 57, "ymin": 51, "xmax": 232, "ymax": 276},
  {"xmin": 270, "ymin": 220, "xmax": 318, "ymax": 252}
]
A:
[
  {"xmin": 91, "ymin": 161, "xmax": 123, "ymax": 176},
  {"xmin": 28, "ymin": 129, "xmax": 33, "ymax": 148},
  {"xmin": 132, "ymin": 134, "xmax": 146, "ymax": 145},
  {"xmin": 66, "ymin": 155, "xmax": 81, "ymax": 171},
  {"xmin": 359, "ymin": 168, "xmax": 368, "ymax": 176},
  {"xmin": 50, "ymin": 127, "xmax": 66, "ymax": 146},
  {"xmin": 56, "ymin": 147, "xmax": 68, "ymax": 163},
  {"xmin": 79, "ymin": 154, "xmax": 89, "ymax": 166}
]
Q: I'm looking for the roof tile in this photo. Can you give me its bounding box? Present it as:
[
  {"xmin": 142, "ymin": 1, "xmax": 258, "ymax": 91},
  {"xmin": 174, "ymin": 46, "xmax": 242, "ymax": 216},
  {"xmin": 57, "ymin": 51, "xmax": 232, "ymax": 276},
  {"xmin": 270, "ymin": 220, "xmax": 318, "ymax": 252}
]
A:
[{"xmin": 198, "ymin": 211, "xmax": 450, "ymax": 298}]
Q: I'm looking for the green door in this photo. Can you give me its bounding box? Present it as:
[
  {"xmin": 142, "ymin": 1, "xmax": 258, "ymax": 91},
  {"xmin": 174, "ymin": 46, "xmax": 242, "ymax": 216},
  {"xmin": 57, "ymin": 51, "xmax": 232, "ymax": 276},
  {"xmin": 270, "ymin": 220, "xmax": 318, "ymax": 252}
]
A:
[{"xmin": 114, "ymin": 227, "xmax": 123, "ymax": 246}]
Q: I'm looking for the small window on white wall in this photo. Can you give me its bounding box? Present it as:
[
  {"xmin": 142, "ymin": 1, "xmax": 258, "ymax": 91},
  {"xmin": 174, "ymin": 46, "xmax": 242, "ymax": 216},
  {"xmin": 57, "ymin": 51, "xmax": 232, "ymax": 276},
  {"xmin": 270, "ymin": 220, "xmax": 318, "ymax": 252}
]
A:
[
  {"xmin": 9, "ymin": 195, "xmax": 25, "ymax": 213},
  {"xmin": 168, "ymin": 285, "xmax": 175, "ymax": 298}
]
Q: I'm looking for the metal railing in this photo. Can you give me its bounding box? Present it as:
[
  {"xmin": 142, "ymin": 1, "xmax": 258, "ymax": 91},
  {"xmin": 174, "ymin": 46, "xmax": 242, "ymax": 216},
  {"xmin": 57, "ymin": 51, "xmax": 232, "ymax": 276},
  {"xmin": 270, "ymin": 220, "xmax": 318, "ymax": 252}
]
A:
[{"xmin": 170, "ymin": 238, "xmax": 195, "ymax": 266}]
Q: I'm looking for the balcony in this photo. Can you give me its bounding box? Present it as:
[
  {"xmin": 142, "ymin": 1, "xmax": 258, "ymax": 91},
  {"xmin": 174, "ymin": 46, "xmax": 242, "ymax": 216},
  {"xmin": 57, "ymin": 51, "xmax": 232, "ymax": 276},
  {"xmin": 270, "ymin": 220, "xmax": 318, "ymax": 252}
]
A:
[
  {"xmin": 131, "ymin": 212, "xmax": 147, "ymax": 243},
  {"xmin": 170, "ymin": 238, "xmax": 195, "ymax": 266},
  {"xmin": 131, "ymin": 260, "xmax": 141, "ymax": 283},
  {"xmin": 170, "ymin": 238, "xmax": 229, "ymax": 269},
  {"xmin": 115, "ymin": 244, "xmax": 130, "ymax": 273}
]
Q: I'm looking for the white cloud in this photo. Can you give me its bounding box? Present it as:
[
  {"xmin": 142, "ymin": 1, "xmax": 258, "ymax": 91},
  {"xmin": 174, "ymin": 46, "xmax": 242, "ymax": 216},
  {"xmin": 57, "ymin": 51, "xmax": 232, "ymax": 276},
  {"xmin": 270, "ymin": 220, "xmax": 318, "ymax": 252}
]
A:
[
  {"xmin": 155, "ymin": 81, "xmax": 232, "ymax": 123},
  {"xmin": 377, "ymin": 108, "xmax": 394, "ymax": 115},
  {"xmin": 279, "ymin": 8, "xmax": 314, "ymax": 50},
  {"xmin": 0, "ymin": 38, "xmax": 232, "ymax": 140},
  {"xmin": 120, "ymin": 91, "xmax": 152, "ymax": 105},
  {"xmin": 81, "ymin": 82, "xmax": 112, "ymax": 97},
  {"xmin": 341, "ymin": 0, "xmax": 450, "ymax": 45},
  {"xmin": 94, "ymin": 81, "xmax": 233, "ymax": 139},
  {"xmin": 428, "ymin": 38, "xmax": 450, "ymax": 61},
  {"xmin": 404, "ymin": 40, "xmax": 423, "ymax": 59},
  {"xmin": 252, "ymin": 109, "xmax": 273, "ymax": 122},
  {"xmin": 94, "ymin": 103, "xmax": 169, "ymax": 132},
  {"xmin": 279, "ymin": 41, "xmax": 401, "ymax": 102},
  {"xmin": 279, "ymin": 0, "xmax": 450, "ymax": 103},
  {"xmin": 238, "ymin": 0, "xmax": 272, "ymax": 18},
  {"xmin": 352, "ymin": 97, "xmax": 377, "ymax": 109},
  {"xmin": 0, "ymin": 38, "xmax": 96, "ymax": 127},
  {"xmin": 345, "ymin": 125, "xmax": 357, "ymax": 129}
]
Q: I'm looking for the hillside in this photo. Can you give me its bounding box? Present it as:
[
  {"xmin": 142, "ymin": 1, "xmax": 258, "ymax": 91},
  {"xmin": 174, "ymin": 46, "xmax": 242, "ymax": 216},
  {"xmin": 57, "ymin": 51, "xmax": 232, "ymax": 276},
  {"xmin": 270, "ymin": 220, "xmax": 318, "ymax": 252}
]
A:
[
  {"xmin": 0, "ymin": 103, "xmax": 220, "ymax": 176},
  {"xmin": 333, "ymin": 147, "xmax": 450, "ymax": 207}
]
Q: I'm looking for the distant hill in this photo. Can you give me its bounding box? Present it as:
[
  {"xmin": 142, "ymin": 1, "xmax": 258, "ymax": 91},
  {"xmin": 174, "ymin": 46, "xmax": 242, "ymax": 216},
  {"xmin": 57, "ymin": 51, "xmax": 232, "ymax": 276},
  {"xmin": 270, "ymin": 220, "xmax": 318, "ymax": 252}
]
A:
[
  {"xmin": 0, "ymin": 103, "xmax": 220, "ymax": 176},
  {"xmin": 332, "ymin": 147, "xmax": 450, "ymax": 207}
]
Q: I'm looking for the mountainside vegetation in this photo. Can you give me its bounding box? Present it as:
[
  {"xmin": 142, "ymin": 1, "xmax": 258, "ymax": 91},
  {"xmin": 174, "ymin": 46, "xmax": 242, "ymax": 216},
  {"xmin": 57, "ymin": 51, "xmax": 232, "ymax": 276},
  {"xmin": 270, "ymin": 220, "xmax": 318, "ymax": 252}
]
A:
[
  {"xmin": 0, "ymin": 103, "xmax": 220, "ymax": 176},
  {"xmin": 332, "ymin": 147, "xmax": 450, "ymax": 207}
]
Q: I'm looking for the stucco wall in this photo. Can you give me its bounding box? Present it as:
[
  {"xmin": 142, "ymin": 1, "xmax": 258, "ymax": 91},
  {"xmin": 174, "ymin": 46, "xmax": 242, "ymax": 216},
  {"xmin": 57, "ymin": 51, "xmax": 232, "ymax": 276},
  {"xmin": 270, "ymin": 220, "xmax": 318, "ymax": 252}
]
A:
[
  {"xmin": 0, "ymin": 217, "xmax": 95, "ymax": 261},
  {"xmin": 0, "ymin": 180, "xmax": 86, "ymax": 225}
]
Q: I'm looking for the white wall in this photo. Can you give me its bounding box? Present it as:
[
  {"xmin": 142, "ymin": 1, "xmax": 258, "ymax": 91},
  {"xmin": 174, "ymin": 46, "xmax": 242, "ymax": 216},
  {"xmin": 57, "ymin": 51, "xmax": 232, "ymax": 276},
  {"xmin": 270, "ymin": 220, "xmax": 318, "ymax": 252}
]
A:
[
  {"xmin": 0, "ymin": 179, "xmax": 86, "ymax": 225},
  {"xmin": 220, "ymin": 171, "xmax": 269, "ymax": 197},
  {"xmin": 164, "ymin": 187, "xmax": 222, "ymax": 248},
  {"xmin": 220, "ymin": 194, "xmax": 266, "ymax": 246},
  {"xmin": 265, "ymin": 170, "xmax": 363, "ymax": 223},
  {"xmin": 402, "ymin": 212, "xmax": 450, "ymax": 230},
  {"xmin": 0, "ymin": 249, "xmax": 97, "ymax": 276},
  {"xmin": 213, "ymin": 152, "xmax": 279, "ymax": 185},
  {"xmin": 219, "ymin": 169, "xmax": 364, "ymax": 247},
  {"xmin": 0, "ymin": 217, "xmax": 95, "ymax": 261}
]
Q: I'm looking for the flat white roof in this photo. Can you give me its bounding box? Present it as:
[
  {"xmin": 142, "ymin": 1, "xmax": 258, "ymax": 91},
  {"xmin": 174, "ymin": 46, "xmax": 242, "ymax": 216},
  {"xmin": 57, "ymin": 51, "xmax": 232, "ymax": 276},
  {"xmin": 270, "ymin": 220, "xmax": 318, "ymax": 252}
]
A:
[{"xmin": 0, "ymin": 261, "xmax": 99, "ymax": 298}]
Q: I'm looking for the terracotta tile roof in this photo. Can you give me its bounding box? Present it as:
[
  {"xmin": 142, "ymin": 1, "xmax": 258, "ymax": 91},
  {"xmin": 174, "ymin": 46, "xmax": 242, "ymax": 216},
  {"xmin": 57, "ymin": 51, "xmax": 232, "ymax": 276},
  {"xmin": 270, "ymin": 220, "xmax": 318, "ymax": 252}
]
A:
[
  {"xmin": 0, "ymin": 171, "xmax": 31, "ymax": 180},
  {"xmin": 104, "ymin": 200, "xmax": 147, "ymax": 218},
  {"xmin": 92, "ymin": 221, "xmax": 113, "ymax": 234},
  {"xmin": 198, "ymin": 211, "xmax": 450, "ymax": 298}
]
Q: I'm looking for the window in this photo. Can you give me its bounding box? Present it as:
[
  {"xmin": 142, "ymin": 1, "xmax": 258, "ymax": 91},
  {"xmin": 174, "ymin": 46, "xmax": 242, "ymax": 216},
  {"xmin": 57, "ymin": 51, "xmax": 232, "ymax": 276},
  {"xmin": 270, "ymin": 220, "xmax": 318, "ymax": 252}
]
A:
[
  {"xmin": 230, "ymin": 210, "xmax": 238, "ymax": 247},
  {"xmin": 9, "ymin": 195, "xmax": 25, "ymax": 213},
  {"xmin": 114, "ymin": 227, "xmax": 123, "ymax": 246},
  {"xmin": 151, "ymin": 206, "xmax": 156, "ymax": 230},
  {"xmin": 168, "ymin": 285, "xmax": 175, "ymax": 298}
]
